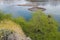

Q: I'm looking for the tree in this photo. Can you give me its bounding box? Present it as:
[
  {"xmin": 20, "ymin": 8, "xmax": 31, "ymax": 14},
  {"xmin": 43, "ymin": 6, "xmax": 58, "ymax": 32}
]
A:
[
  {"xmin": 30, "ymin": 10, "xmax": 58, "ymax": 40},
  {"xmin": 19, "ymin": 10, "xmax": 58, "ymax": 40}
]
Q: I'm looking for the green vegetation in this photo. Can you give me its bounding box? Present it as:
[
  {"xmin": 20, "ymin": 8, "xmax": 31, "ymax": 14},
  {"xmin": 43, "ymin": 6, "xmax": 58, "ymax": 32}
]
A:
[
  {"xmin": 0, "ymin": 10, "xmax": 59, "ymax": 40},
  {"xmin": 14, "ymin": 10, "xmax": 59, "ymax": 40},
  {"xmin": 0, "ymin": 11, "xmax": 12, "ymax": 20},
  {"xmin": 0, "ymin": 11, "xmax": 27, "ymax": 40}
]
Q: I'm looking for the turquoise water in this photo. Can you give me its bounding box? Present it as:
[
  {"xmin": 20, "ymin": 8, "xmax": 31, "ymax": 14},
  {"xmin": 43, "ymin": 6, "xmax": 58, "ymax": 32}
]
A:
[
  {"xmin": 0, "ymin": 4, "xmax": 32, "ymax": 20},
  {"xmin": 0, "ymin": 2, "xmax": 60, "ymax": 22}
]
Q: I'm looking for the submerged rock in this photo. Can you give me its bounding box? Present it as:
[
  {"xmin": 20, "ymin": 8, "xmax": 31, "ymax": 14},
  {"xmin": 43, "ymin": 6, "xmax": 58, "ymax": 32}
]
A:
[
  {"xmin": 17, "ymin": 4, "xmax": 46, "ymax": 11},
  {"xmin": 28, "ymin": 7, "xmax": 46, "ymax": 11}
]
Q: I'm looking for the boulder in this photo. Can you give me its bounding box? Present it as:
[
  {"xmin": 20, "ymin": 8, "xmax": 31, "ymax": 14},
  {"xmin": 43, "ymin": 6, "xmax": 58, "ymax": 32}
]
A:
[{"xmin": 0, "ymin": 20, "xmax": 31, "ymax": 40}]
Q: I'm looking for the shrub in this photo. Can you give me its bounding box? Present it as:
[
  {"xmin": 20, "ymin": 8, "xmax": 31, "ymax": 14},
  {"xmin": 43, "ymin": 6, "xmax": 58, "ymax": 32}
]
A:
[{"xmin": 14, "ymin": 10, "xmax": 58, "ymax": 40}]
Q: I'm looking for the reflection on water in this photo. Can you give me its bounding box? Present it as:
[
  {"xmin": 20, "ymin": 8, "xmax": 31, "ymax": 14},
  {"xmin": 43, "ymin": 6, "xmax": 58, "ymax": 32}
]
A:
[{"xmin": 0, "ymin": 1, "xmax": 60, "ymax": 22}]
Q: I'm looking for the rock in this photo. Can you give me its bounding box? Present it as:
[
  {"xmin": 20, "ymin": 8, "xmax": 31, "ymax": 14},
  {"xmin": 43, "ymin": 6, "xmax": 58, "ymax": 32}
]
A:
[
  {"xmin": 28, "ymin": 7, "xmax": 46, "ymax": 11},
  {"xmin": 27, "ymin": 37, "xmax": 31, "ymax": 40},
  {"xmin": 0, "ymin": 20, "xmax": 31, "ymax": 40},
  {"xmin": 0, "ymin": 30, "xmax": 15, "ymax": 40}
]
